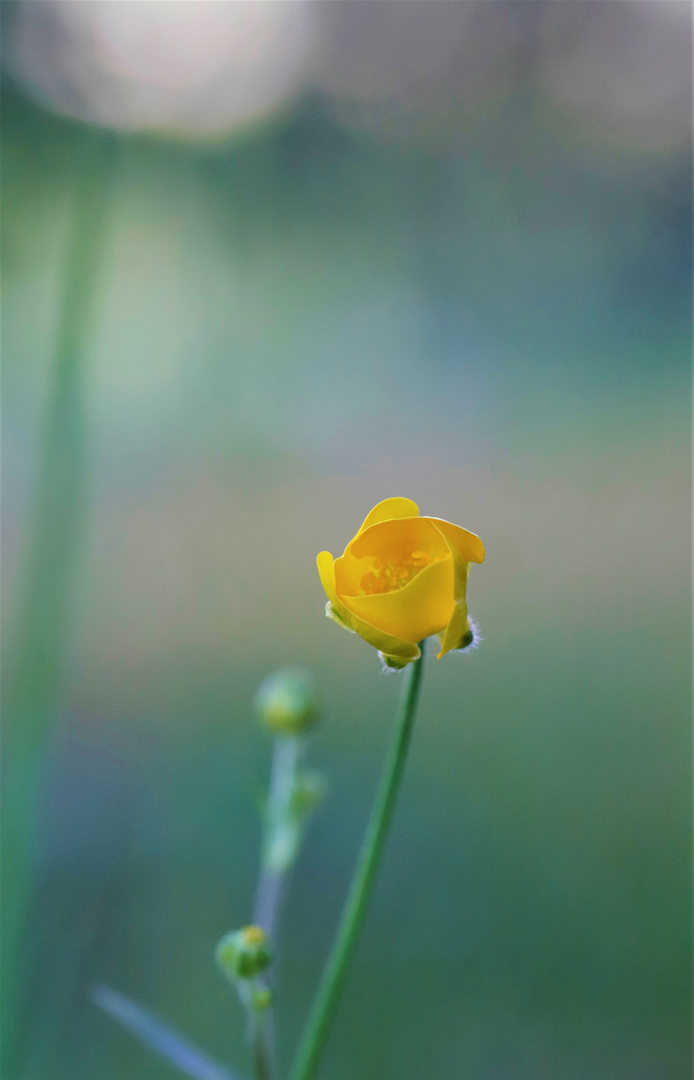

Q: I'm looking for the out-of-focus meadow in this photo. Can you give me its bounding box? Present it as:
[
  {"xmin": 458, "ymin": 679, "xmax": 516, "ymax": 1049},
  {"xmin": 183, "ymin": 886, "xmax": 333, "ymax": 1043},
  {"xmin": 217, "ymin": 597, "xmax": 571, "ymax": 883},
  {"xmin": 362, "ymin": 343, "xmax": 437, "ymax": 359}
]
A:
[{"xmin": 1, "ymin": 3, "xmax": 691, "ymax": 1078}]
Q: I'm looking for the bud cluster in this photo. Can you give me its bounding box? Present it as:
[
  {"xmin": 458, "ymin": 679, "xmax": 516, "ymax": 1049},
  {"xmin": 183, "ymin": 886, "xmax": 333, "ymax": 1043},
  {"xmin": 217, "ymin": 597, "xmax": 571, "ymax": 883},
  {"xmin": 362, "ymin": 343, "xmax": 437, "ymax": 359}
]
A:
[
  {"xmin": 216, "ymin": 925, "xmax": 271, "ymax": 984},
  {"xmin": 255, "ymin": 667, "xmax": 320, "ymax": 736}
]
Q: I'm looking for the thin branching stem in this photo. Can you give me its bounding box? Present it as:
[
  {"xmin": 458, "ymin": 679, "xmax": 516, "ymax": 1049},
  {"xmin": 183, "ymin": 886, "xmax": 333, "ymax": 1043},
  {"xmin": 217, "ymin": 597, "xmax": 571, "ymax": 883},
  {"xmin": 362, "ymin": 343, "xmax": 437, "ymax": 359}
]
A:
[
  {"xmin": 250, "ymin": 735, "xmax": 304, "ymax": 1078},
  {"xmin": 288, "ymin": 644, "xmax": 426, "ymax": 1080},
  {"xmin": 93, "ymin": 985, "xmax": 242, "ymax": 1080}
]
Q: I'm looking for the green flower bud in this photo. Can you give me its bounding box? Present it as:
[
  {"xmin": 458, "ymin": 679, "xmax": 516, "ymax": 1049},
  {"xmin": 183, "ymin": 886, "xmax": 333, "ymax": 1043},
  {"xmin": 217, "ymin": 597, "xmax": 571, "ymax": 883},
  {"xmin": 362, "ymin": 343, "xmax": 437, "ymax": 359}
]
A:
[
  {"xmin": 215, "ymin": 925, "xmax": 271, "ymax": 982},
  {"xmin": 290, "ymin": 768, "xmax": 327, "ymax": 815},
  {"xmin": 255, "ymin": 667, "xmax": 320, "ymax": 736},
  {"xmin": 252, "ymin": 986, "xmax": 272, "ymax": 1011}
]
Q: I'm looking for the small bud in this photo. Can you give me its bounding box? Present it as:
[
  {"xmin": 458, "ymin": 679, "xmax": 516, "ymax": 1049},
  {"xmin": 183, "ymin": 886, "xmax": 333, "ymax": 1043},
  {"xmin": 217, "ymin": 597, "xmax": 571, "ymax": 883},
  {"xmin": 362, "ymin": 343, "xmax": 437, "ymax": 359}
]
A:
[
  {"xmin": 215, "ymin": 925, "xmax": 271, "ymax": 982},
  {"xmin": 252, "ymin": 986, "xmax": 272, "ymax": 1011},
  {"xmin": 290, "ymin": 768, "xmax": 327, "ymax": 815},
  {"xmin": 255, "ymin": 667, "xmax": 320, "ymax": 736}
]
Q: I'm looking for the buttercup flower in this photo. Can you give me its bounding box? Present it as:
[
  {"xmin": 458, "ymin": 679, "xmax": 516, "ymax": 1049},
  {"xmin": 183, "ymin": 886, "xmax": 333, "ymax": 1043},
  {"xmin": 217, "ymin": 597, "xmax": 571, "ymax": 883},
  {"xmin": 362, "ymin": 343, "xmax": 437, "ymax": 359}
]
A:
[{"xmin": 317, "ymin": 497, "xmax": 484, "ymax": 667}]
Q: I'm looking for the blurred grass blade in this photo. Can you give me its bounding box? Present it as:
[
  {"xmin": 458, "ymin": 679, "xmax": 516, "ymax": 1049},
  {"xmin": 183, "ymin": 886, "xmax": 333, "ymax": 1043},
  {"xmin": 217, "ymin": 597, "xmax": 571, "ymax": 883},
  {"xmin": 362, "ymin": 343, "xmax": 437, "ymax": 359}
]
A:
[
  {"xmin": 1, "ymin": 129, "xmax": 118, "ymax": 1061},
  {"xmin": 92, "ymin": 985, "xmax": 244, "ymax": 1080}
]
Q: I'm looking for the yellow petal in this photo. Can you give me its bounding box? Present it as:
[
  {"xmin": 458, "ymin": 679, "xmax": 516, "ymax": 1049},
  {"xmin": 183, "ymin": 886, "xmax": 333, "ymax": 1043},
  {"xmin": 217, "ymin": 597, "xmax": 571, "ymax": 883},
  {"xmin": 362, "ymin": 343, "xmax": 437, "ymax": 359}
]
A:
[
  {"xmin": 422, "ymin": 518, "xmax": 485, "ymax": 564},
  {"xmin": 435, "ymin": 597, "xmax": 472, "ymax": 658},
  {"xmin": 342, "ymin": 555, "xmax": 454, "ymax": 644},
  {"xmin": 336, "ymin": 517, "xmax": 447, "ymax": 597},
  {"xmin": 354, "ymin": 497, "xmax": 420, "ymax": 539},
  {"xmin": 425, "ymin": 519, "xmax": 481, "ymax": 658},
  {"xmin": 317, "ymin": 549, "xmax": 338, "ymax": 591},
  {"xmin": 316, "ymin": 551, "xmax": 420, "ymax": 663}
]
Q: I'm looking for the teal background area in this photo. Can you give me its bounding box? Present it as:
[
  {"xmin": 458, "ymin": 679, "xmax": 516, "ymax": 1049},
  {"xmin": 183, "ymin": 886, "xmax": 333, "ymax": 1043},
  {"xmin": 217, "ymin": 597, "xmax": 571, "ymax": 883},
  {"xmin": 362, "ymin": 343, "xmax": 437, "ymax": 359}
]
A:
[{"xmin": 2, "ymin": 7, "xmax": 691, "ymax": 1079}]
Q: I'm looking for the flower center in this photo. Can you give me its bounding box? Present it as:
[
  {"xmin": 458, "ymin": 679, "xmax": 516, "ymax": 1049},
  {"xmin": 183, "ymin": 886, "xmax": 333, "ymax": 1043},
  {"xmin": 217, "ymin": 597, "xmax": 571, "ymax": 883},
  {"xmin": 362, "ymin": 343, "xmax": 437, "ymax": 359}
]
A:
[{"xmin": 359, "ymin": 548, "xmax": 444, "ymax": 595}]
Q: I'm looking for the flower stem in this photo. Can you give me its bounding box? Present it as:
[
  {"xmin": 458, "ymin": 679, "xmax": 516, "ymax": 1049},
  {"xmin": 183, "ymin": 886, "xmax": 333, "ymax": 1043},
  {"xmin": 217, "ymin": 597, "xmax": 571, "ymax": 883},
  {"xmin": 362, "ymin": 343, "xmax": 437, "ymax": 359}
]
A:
[
  {"xmin": 1, "ymin": 129, "xmax": 118, "ymax": 1069},
  {"xmin": 251, "ymin": 735, "xmax": 303, "ymax": 1079},
  {"xmin": 250, "ymin": 1011, "xmax": 272, "ymax": 1080},
  {"xmin": 92, "ymin": 984, "xmax": 241, "ymax": 1080},
  {"xmin": 288, "ymin": 644, "xmax": 426, "ymax": 1080},
  {"xmin": 254, "ymin": 735, "xmax": 303, "ymax": 936}
]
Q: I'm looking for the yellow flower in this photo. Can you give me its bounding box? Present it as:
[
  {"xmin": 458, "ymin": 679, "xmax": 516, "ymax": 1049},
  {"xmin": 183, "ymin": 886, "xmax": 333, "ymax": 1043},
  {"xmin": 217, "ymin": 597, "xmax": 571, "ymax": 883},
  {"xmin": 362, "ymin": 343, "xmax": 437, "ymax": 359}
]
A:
[{"xmin": 317, "ymin": 497, "xmax": 484, "ymax": 667}]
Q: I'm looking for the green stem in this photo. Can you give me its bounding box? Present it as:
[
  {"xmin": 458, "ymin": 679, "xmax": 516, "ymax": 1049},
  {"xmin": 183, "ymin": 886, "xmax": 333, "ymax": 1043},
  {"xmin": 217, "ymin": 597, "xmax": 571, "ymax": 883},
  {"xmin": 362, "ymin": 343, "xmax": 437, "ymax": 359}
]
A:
[
  {"xmin": 252, "ymin": 735, "xmax": 304, "ymax": 1079},
  {"xmin": 250, "ymin": 1012, "xmax": 272, "ymax": 1080},
  {"xmin": 1, "ymin": 129, "xmax": 118, "ymax": 1067},
  {"xmin": 238, "ymin": 983, "xmax": 272, "ymax": 1080},
  {"xmin": 288, "ymin": 644, "xmax": 426, "ymax": 1080},
  {"xmin": 254, "ymin": 734, "xmax": 303, "ymax": 936}
]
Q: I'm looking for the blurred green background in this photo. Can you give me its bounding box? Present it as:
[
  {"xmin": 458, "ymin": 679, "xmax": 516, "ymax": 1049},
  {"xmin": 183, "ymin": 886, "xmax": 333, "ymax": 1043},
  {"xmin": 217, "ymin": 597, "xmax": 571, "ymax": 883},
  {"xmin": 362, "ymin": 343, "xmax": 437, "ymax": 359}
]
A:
[{"xmin": 1, "ymin": 3, "xmax": 691, "ymax": 1079}]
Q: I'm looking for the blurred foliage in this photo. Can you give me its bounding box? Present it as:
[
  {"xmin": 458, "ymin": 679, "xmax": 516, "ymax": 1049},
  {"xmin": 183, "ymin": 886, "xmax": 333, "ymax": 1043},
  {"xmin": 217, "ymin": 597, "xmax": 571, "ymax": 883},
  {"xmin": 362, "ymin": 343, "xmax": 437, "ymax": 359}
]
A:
[{"xmin": 1, "ymin": 8, "xmax": 691, "ymax": 1076}]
